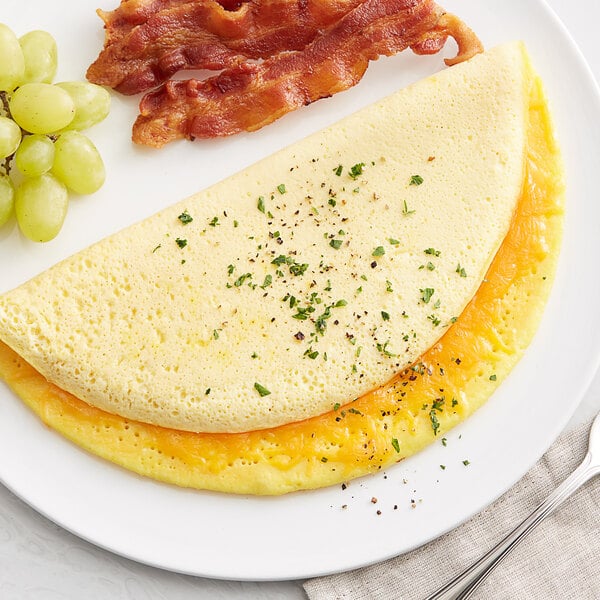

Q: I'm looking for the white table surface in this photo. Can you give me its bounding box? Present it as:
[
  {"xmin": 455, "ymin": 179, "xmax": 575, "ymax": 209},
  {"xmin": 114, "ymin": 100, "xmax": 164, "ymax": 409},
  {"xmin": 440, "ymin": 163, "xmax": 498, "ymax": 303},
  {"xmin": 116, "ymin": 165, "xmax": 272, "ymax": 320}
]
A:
[{"xmin": 1, "ymin": 1, "xmax": 598, "ymax": 598}]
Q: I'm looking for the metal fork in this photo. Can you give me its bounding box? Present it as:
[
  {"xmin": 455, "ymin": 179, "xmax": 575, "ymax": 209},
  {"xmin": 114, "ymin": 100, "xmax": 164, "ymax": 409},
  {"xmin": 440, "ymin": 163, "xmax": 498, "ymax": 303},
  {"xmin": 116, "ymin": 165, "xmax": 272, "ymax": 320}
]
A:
[{"xmin": 427, "ymin": 412, "xmax": 600, "ymax": 600}]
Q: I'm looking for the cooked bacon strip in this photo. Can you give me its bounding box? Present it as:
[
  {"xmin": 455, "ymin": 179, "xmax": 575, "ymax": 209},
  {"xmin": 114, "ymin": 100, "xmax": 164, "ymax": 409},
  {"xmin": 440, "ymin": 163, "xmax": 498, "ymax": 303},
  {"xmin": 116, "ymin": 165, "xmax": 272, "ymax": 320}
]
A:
[
  {"xmin": 97, "ymin": 0, "xmax": 246, "ymax": 41},
  {"xmin": 88, "ymin": 0, "xmax": 364, "ymax": 95},
  {"xmin": 132, "ymin": 0, "xmax": 482, "ymax": 147}
]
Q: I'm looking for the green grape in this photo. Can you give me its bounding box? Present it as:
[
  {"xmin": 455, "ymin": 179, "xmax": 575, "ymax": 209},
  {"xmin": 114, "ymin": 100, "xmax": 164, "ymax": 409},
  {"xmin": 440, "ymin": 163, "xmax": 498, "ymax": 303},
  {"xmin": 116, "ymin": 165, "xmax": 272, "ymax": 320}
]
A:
[
  {"xmin": 0, "ymin": 23, "xmax": 25, "ymax": 92},
  {"xmin": 56, "ymin": 82, "xmax": 110, "ymax": 131},
  {"xmin": 52, "ymin": 131, "xmax": 105, "ymax": 195},
  {"xmin": 9, "ymin": 83, "xmax": 75, "ymax": 134},
  {"xmin": 19, "ymin": 30, "xmax": 58, "ymax": 84},
  {"xmin": 0, "ymin": 174, "xmax": 15, "ymax": 227},
  {"xmin": 0, "ymin": 116, "xmax": 21, "ymax": 159},
  {"xmin": 15, "ymin": 134, "xmax": 55, "ymax": 177},
  {"xmin": 15, "ymin": 173, "xmax": 68, "ymax": 242}
]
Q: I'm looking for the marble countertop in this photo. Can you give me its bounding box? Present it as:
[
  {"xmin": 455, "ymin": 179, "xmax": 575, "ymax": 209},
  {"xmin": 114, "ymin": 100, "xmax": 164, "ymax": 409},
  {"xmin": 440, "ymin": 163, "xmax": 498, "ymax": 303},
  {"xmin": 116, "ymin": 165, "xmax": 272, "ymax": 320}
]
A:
[{"xmin": 1, "ymin": 1, "xmax": 598, "ymax": 598}]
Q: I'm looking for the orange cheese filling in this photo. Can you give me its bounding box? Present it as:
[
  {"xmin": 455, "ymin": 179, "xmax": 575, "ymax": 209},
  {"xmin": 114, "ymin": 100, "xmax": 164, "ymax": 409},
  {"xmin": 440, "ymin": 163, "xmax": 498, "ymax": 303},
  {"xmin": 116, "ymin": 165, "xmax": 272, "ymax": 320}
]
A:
[{"xmin": 0, "ymin": 74, "xmax": 563, "ymax": 495}]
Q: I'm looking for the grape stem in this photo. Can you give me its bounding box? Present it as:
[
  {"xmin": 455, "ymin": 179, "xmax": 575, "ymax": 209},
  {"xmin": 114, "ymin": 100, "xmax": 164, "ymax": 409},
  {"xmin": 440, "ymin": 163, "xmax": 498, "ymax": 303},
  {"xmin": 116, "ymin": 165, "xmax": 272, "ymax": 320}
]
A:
[
  {"xmin": 0, "ymin": 92, "xmax": 16, "ymax": 176},
  {"xmin": 0, "ymin": 91, "xmax": 10, "ymax": 118}
]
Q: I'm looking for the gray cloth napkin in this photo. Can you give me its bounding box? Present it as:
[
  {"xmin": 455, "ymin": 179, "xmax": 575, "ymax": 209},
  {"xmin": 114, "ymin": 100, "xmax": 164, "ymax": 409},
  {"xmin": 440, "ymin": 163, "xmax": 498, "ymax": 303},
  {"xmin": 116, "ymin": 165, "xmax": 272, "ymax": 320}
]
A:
[{"xmin": 304, "ymin": 419, "xmax": 600, "ymax": 600}]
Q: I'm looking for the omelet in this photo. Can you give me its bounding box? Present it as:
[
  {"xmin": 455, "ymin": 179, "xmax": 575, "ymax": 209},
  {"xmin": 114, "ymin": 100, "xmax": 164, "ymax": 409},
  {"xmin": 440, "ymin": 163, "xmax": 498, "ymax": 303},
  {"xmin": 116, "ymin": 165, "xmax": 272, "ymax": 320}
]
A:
[{"xmin": 0, "ymin": 42, "xmax": 564, "ymax": 494}]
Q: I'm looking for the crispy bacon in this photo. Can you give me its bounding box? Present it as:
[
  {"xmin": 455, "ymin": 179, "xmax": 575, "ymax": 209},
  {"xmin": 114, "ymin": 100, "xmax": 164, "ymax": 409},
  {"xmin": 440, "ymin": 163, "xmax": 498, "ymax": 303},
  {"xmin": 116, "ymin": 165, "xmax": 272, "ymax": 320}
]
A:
[
  {"xmin": 88, "ymin": 0, "xmax": 364, "ymax": 95},
  {"xmin": 132, "ymin": 0, "xmax": 482, "ymax": 147}
]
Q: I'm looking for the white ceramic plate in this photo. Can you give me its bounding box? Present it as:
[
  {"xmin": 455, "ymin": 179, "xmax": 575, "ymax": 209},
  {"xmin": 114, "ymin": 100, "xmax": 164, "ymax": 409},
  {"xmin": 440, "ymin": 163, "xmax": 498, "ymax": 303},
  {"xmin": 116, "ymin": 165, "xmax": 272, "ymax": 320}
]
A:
[{"xmin": 0, "ymin": 0, "xmax": 599, "ymax": 582}]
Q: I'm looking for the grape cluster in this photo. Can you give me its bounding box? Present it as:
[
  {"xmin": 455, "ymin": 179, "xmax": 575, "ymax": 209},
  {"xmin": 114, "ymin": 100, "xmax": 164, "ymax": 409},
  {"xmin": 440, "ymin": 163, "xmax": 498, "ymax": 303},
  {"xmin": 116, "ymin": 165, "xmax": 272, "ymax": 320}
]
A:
[{"xmin": 0, "ymin": 23, "xmax": 109, "ymax": 242}]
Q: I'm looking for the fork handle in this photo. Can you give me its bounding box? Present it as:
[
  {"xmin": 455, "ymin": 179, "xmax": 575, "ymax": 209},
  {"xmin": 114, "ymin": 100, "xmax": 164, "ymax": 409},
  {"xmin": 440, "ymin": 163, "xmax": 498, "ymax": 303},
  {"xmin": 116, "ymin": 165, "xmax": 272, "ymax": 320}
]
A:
[{"xmin": 426, "ymin": 452, "xmax": 599, "ymax": 600}]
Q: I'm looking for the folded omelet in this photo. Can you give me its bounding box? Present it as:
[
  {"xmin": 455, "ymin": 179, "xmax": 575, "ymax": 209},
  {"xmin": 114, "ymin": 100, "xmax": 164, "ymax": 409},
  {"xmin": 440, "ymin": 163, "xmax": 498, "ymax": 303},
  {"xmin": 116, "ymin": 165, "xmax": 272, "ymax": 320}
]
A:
[{"xmin": 0, "ymin": 42, "xmax": 564, "ymax": 494}]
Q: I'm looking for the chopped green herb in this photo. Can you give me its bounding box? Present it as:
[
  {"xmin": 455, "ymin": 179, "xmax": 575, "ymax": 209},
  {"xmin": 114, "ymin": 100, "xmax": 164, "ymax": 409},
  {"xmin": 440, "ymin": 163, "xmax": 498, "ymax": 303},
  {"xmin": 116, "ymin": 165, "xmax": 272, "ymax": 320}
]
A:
[
  {"xmin": 424, "ymin": 248, "xmax": 441, "ymax": 257},
  {"xmin": 402, "ymin": 200, "xmax": 415, "ymax": 215},
  {"xmin": 440, "ymin": 464, "xmax": 446, "ymax": 470},
  {"xmin": 428, "ymin": 314, "xmax": 441, "ymax": 326},
  {"xmin": 386, "ymin": 280, "xmax": 394, "ymax": 293},
  {"xmin": 209, "ymin": 216, "xmax": 219, "ymax": 227},
  {"xmin": 376, "ymin": 340, "xmax": 396, "ymax": 357},
  {"xmin": 442, "ymin": 437, "xmax": 448, "ymax": 447},
  {"xmin": 178, "ymin": 211, "xmax": 193, "ymax": 224},
  {"xmin": 381, "ymin": 311, "xmax": 390, "ymax": 321},
  {"xmin": 349, "ymin": 162, "xmax": 365, "ymax": 179},
  {"xmin": 489, "ymin": 374, "xmax": 497, "ymax": 381},
  {"xmin": 391, "ymin": 438, "xmax": 400, "ymax": 453},
  {"xmin": 333, "ymin": 403, "xmax": 341, "ymax": 411},
  {"xmin": 321, "ymin": 456, "xmax": 328, "ymax": 463},
  {"xmin": 254, "ymin": 382, "xmax": 271, "ymax": 397},
  {"xmin": 251, "ymin": 352, "xmax": 258, "ymax": 359},
  {"xmin": 212, "ymin": 329, "xmax": 220, "ymax": 340},
  {"xmin": 152, "ymin": 244, "xmax": 161, "ymax": 253},
  {"xmin": 410, "ymin": 175, "xmax": 424, "ymax": 186},
  {"xmin": 234, "ymin": 273, "xmax": 252, "ymax": 287},
  {"xmin": 372, "ymin": 246, "xmax": 385, "ymax": 257},
  {"xmin": 420, "ymin": 288, "xmax": 435, "ymax": 304},
  {"xmin": 333, "ymin": 164, "xmax": 343, "ymax": 176},
  {"xmin": 426, "ymin": 262, "xmax": 435, "ymax": 271},
  {"xmin": 330, "ymin": 239, "xmax": 343, "ymax": 250},
  {"xmin": 233, "ymin": 220, "xmax": 239, "ymax": 228},
  {"xmin": 290, "ymin": 262, "xmax": 308, "ymax": 276},
  {"xmin": 205, "ymin": 388, "xmax": 211, "ymax": 395},
  {"xmin": 335, "ymin": 299, "xmax": 348, "ymax": 307},
  {"xmin": 175, "ymin": 238, "xmax": 187, "ymax": 249},
  {"xmin": 260, "ymin": 274, "xmax": 273, "ymax": 289},
  {"xmin": 388, "ymin": 238, "xmax": 400, "ymax": 246},
  {"xmin": 227, "ymin": 264, "xmax": 235, "ymax": 275},
  {"xmin": 328, "ymin": 198, "xmax": 337, "ymax": 207},
  {"xmin": 430, "ymin": 410, "xmax": 440, "ymax": 436},
  {"xmin": 257, "ymin": 196, "xmax": 266, "ymax": 213},
  {"xmin": 463, "ymin": 460, "xmax": 470, "ymax": 466},
  {"xmin": 277, "ymin": 183, "xmax": 286, "ymax": 194},
  {"xmin": 456, "ymin": 263, "xmax": 467, "ymax": 277},
  {"xmin": 452, "ymin": 398, "xmax": 459, "ymax": 407}
]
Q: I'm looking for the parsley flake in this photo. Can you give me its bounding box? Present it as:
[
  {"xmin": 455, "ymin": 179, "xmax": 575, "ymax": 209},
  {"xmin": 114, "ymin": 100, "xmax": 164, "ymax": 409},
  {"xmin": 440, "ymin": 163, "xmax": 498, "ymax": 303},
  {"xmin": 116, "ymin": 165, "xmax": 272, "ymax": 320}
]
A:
[
  {"xmin": 410, "ymin": 175, "xmax": 424, "ymax": 186},
  {"xmin": 456, "ymin": 263, "xmax": 468, "ymax": 277},
  {"xmin": 257, "ymin": 196, "xmax": 266, "ymax": 213},
  {"xmin": 420, "ymin": 288, "xmax": 435, "ymax": 304},
  {"xmin": 349, "ymin": 162, "xmax": 365, "ymax": 179},
  {"xmin": 254, "ymin": 382, "xmax": 271, "ymax": 397},
  {"xmin": 391, "ymin": 438, "xmax": 400, "ymax": 453},
  {"xmin": 372, "ymin": 246, "xmax": 385, "ymax": 257},
  {"xmin": 330, "ymin": 239, "xmax": 343, "ymax": 250},
  {"xmin": 178, "ymin": 211, "xmax": 193, "ymax": 224},
  {"xmin": 277, "ymin": 183, "xmax": 286, "ymax": 194},
  {"xmin": 260, "ymin": 274, "xmax": 273, "ymax": 289},
  {"xmin": 381, "ymin": 311, "xmax": 390, "ymax": 321},
  {"xmin": 175, "ymin": 238, "xmax": 187, "ymax": 249}
]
